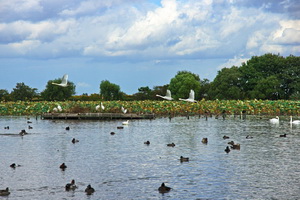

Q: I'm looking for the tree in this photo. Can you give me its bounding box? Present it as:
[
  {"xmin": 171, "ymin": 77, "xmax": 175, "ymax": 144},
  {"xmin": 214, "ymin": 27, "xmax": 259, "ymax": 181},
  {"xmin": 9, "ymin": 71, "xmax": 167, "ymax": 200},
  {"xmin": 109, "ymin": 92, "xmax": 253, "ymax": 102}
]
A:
[
  {"xmin": 133, "ymin": 86, "xmax": 153, "ymax": 100},
  {"xmin": 199, "ymin": 79, "xmax": 211, "ymax": 99},
  {"xmin": 168, "ymin": 71, "xmax": 201, "ymax": 100},
  {"xmin": 100, "ymin": 80, "xmax": 123, "ymax": 100},
  {"xmin": 0, "ymin": 89, "xmax": 10, "ymax": 101},
  {"xmin": 250, "ymin": 75, "xmax": 281, "ymax": 100},
  {"xmin": 41, "ymin": 78, "xmax": 76, "ymax": 101},
  {"xmin": 10, "ymin": 82, "xmax": 37, "ymax": 101},
  {"xmin": 208, "ymin": 66, "xmax": 243, "ymax": 100}
]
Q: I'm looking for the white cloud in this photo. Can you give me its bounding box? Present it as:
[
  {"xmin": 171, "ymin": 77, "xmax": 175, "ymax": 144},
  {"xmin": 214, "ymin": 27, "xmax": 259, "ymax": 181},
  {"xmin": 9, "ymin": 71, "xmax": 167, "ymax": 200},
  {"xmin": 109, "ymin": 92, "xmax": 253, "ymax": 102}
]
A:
[{"xmin": 217, "ymin": 56, "xmax": 248, "ymax": 70}]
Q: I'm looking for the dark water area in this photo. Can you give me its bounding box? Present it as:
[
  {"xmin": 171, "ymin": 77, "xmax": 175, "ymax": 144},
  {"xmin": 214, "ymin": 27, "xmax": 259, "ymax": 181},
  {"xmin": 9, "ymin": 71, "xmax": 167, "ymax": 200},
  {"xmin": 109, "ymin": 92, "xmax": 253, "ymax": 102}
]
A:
[{"xmin": 0, "ymin": 115, "xmax": 300, "ymax": 200}]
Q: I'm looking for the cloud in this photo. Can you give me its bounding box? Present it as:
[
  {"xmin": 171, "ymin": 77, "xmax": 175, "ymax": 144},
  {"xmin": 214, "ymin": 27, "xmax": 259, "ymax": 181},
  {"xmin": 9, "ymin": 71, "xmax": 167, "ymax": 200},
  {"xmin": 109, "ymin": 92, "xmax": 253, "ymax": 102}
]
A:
[{"xmin": 217, "ymin": 56, "xmax": 249, "ymax": 70}]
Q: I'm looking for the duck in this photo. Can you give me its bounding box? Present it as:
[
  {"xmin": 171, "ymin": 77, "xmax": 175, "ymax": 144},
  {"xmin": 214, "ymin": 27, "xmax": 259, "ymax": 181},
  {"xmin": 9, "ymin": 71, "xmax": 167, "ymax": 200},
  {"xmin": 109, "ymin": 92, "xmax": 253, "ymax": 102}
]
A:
[
  {"xmin": 60, "ymin": 163, "xmax": 67, "ymax": 170},
  {"xmin": 156, "ymin": 89, "xmax": 173, "ymax": 101},
  {"xmin": 122, "ymin": 120, "xmax": 129, "ymax": 125},
  {"xmin": 65, "ymin": 126, "xmax": 70, "ymax": 130},
  {"xmin": 10, "ymin": 163, "xmax": 20, "ymax": 168},
  {"xmin": 227, "ymin": 141, "xmax": 235, "ymax": 146},
  {"xmin": 0, "ymin": 188, "xmax": 10, "ymax": 196},
  {"xmin": 270, "ymin": 116, "xmax": 279, "ymax": 123},
  {"xmin": 246, "ymin": 135, "xmax": 253, "ymax": 139},
  {"xmin": 290, "ymin": 116, "xmax": 300, "ymax": 124},
  {"xmin": 85, "ymin": 184, "xmax": 95, "ymax": 195},
  {"xmin": 28, "ymin": 125, "xmax": 33, "ymax": 129},
  {"xmin": 231, "ymin": 143, "xmax": 241, "ymax": 150},
  {"xmin": 223, "ymin": 135, "xmax": 230, "ymax": 139},
  {"xmin": 19, "ymin": 129, "xmax": 28, "ymax": 136},
  {"xmin": 180, "ymin": 156, "xmax": 189, "ymax": 162},
  {"xmin": 158, "ymin": 183, "xmax": 171, "ymax": 193},
  {"xmin": 167, "ymin": 143, "xmax": 175, "ymax": 147},
  {"xmin": 225, "ymin": 146, "xmax": 230, "ymax": 153},
  {"xmin": 4, "ymin": 126, "xmax": 9, "ymax": 129},
  {"xmin": 201, "ymin": 138, "xmax": 208, "ymax": 144},
  {"xmin": 144, "ymin": 141, "xmax": 150, "ymax": 145},
  {"xmin": 65, "ymin": 179, "xmax": 77, "ymax": 191},
  {"xmin": 72, "ymin": 138, "xmax": 79, "ymax": 143},
  {"xmin": 110, "ymin": 132, "xmax": 115, "ymax": 135},
  {"xmin": 279, "ymin": 134, "xmax": 287, "ymax": 137}
]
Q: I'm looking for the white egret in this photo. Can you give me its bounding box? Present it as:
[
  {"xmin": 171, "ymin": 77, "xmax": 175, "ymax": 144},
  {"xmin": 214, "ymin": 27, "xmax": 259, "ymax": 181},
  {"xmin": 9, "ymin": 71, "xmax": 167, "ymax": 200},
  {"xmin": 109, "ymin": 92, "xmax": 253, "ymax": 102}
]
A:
[
  {"xmin": 52, "ymin": 74, "xmax": 68, "ymax": 87},
  {"xmin": 121, "ymin": 106, "xmax": 127, "ymax": 114},
  {"xmin": 101, "ymin": 102, "xmax": 105, "ymax": 110},
  {"xmin": 156, "ymin": 89, "xmax": 173, "ymax": 100}
]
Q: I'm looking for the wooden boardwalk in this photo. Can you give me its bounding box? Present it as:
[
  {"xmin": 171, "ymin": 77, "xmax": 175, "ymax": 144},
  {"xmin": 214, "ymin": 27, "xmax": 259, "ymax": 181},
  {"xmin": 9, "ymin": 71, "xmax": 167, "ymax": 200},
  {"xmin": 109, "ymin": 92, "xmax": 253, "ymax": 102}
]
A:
[{"xmin": 41, "ymin": 113, "xmax": 155, "ymax": 120}]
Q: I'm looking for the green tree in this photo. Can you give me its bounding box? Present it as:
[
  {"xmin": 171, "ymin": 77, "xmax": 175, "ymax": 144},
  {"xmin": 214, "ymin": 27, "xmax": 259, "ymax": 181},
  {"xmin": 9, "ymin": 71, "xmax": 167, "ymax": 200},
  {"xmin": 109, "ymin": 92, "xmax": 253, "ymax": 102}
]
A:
[
  {"xmin": 100, "ymin": 80, "xmax": 123, "ymax": 100},
  {"xmin": 249, "ymin": 75, "xmax": 281, "ymax": 100},
  {"xmin": 208, "ymin": 66, "xmax": 243, "ymax": 100},
  {"xmin": 0, "ymin": 89, "xmax": 10, "ymax": 101},
  {"xmin": 10, "ymin": 82, "xmax": 38, "ymax": 101},
  {"xmin": 133, "ymin": 86, "xmax": 153, "ymax": 100},
  {"xmin": 199, "ymin": 79, "xmax": 211, "ymax": 99},
  {"xmin": 169, "ymin": 71, "xmax": 201, "ymax": 100},
  {"xmin": 41, "ymin": 78, "xmax": 76, "ymax": 101}
]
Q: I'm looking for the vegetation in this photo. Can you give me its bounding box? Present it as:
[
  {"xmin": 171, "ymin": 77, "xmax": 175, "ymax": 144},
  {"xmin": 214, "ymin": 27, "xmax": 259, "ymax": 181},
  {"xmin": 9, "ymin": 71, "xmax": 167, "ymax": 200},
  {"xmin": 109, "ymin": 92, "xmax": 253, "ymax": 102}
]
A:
[
  {"xmin": 0, "ymin": 100, "xmax": 299, "ymax": 116},
  {"xmin": 41, "ymin": 78, "xmax": 76, "ymax": 101}
]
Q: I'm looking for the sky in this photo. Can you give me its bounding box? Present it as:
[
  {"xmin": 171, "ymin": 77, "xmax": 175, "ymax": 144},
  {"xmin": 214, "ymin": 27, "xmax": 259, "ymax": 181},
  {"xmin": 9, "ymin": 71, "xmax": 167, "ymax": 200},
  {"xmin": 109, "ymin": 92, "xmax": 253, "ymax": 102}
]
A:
[{"xmin": 0, "ymin": 0, "xmax": 299, "ymax": 95}]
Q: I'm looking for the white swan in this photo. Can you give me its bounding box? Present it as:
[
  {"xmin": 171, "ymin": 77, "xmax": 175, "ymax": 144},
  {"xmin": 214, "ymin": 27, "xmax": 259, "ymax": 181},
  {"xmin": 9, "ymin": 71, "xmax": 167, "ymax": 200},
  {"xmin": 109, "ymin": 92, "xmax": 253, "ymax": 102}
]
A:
[
  {"xmin": 269, "ymin": 116, "xmax": 279, "ymax": 123},
  {"xmin": 52, "ymin": 74, "xmax": 68, "ymax": 87},
  {"xmin": 122, "ymin": 120, "xmax": 129, "ymax": 125},
  {"xmin": 290, "ymin": 116, "xmax": 300, "ymax": 124},
  {"xmin": 179, "ymin": 89, "xmax": 197, "ymax": 103},
  {"xmin": 101, "ymin": 102, "xmax": 105, "ymax": 110},
  {"xmin": 121, "ymin": 106, "xmax": 127, "ymax": 114},
  {"xmin": 156, "ymin": 89, "xmax": 173, "ymax": 100}
]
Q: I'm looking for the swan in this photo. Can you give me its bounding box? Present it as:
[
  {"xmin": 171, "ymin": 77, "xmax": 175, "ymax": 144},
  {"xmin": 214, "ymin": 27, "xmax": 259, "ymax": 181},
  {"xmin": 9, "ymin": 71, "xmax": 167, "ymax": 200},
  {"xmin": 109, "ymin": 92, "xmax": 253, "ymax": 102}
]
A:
[
  {"xmin": 52, "ymin": 74, "xmax": 68, "ymax": 87},
  {"xmin": 269, "ymin": 116, "xmax": 279, "ymax": 123},
  {"xmin": 101, "ymin": 102, "xmax": 105, "ymax": 110},
  {"xmin": 121, "ymin": 106, "xmax": 127, "ymax": 114},
  {"xmin": 290, "ymin": 116, "xmax": 300, "ymax": 124},
  {"xmin": 122, "ymin": 120, "xmax": 129, "ymax": 125},
  {"xmin": 179, "ymin": 89, "xmax": 197, "ymax": 102},
  {"xmin": 156, "ymin": 89, "xmax": 173, "ymax": 100}
]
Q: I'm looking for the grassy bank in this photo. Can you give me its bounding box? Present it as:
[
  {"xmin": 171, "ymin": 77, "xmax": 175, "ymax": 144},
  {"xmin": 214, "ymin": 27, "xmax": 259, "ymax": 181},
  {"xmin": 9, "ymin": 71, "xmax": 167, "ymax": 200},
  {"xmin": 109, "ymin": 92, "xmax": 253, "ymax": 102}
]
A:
[{"xmin": 0, "ymin": 100, "xmax": 299, "ymax": 116}]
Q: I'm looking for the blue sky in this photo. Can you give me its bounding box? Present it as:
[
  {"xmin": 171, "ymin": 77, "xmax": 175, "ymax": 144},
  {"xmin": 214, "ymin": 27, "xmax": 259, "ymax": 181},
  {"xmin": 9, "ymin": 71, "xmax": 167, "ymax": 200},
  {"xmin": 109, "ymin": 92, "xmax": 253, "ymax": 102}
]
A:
[{"xmin": 0, "ymin": 0, "xmax": 299, "ymax": 95}]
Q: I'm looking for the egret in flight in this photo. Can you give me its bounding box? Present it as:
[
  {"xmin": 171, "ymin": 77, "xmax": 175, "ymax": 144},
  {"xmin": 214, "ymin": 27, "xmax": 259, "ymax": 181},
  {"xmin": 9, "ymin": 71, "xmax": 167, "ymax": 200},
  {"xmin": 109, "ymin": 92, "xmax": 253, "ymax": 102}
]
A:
[{"xmin": 52, "ymin": 74, "xmax": 68, "ymax": 87}]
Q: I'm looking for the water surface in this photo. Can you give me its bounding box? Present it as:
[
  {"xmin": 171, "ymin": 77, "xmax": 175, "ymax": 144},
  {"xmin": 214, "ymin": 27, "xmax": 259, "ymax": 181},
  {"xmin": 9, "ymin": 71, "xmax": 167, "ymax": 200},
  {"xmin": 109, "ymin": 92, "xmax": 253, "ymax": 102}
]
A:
[{"xmin": 0, "ymin": 116, "xmax": 300, "ymax": 199}]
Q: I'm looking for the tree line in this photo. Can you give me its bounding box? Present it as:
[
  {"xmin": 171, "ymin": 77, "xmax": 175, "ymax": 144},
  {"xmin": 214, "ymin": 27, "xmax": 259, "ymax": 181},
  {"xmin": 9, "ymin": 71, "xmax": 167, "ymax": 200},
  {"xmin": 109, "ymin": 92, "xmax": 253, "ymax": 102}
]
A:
[{"xmin": 1, "ymin": 53, "xmax": 299, "ymax": 101}]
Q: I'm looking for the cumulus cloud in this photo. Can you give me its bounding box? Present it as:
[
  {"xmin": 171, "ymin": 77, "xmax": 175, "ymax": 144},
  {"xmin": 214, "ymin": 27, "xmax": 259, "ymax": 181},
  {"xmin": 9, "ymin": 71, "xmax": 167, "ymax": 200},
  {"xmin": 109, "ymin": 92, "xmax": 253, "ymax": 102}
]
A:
[{"xmin": 0, "ymin": 0, "xmax": 299, "ymax": 61}]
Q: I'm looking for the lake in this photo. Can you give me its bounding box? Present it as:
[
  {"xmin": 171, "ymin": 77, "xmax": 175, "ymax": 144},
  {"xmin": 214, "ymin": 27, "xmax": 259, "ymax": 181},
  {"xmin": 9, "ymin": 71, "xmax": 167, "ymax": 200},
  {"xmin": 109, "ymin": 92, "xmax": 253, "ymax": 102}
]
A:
[{"xmin": 0, "ymin": 115, "xmax": 300, "ymax": 200}]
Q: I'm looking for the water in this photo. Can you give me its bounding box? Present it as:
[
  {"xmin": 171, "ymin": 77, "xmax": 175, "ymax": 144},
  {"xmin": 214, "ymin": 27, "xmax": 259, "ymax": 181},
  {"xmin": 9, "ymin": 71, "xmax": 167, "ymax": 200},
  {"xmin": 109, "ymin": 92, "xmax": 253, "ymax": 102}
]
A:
[{"xmin": 1, "ymin": 116, "xmax": 300, "ymax": 200}]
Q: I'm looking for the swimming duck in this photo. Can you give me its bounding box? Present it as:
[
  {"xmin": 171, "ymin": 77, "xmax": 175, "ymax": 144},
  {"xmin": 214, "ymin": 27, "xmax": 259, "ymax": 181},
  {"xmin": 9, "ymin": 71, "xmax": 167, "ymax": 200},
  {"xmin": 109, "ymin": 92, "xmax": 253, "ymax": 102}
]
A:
[
  {"xmin": 4, "ymin": 126, "xmax": 9, "ymax": 129},
  {"xmin": 231, "ymin": 143, "xmax": 241, "ymax": 150},
  {"xmin": 180, "ymin": 156, "xmax": 189, "ymax": 162},
  {"xmin": 0, "ymin": 188, "xmax": 10, "ymax": 196},
  {"xmin": 65, "ymin": 126, "xmax": 70, "ymax": 130},
  {"xmin": 246, "ymin": 135, "xmax": 253, "ymax": 139},
  {"xmin": 144, "ymin": 141, "xmax": 150, "ymax": 145},
  {"xmin": 225, "ymin": 146, "xmax": 230, "ymax": 153},
  {"xmin": 65, "ymin": 179, "xmax": 77, "ymax": 191},
  {"xmin": 167, "ymin": 143, "xmax": 175, "ymax": 147},
  {"xmin": 72, "ymin": 138, "xmax": 79, "ymax": 143},
  {"xmin": 10, "ymin": 163, "xmax": 20, "ymax": 168},
  {"xmin": 279, "ymin": 134, "xmax": 287, "ymax": 137},
  {"xmin": 223, "ymin": 135, "xmax": 230, "ymax": 139},
  {"xmin": 227, "ymin": 141, "xmax": 235, "ymax": 146},
  {"xmin": 202, "ymin": 138, "xmax": 208, "ymax": 144},
  {"xmin": 158, "ymin": 183, "xmax": 171, "ymax": 193},
  {"xmin": 19, "ymin": 129, "xmax": 28, "ymax": 136},
  {"xmin": 85, "ymin": 184, "xmax": 95, "ymax": 195},
  {"xmin": 110, "ymin": 132, "xmax": 115, "ymax": 135},
  {"xmin": 60, "ymin": 163, "xmax": 67, "ymax": 170}
]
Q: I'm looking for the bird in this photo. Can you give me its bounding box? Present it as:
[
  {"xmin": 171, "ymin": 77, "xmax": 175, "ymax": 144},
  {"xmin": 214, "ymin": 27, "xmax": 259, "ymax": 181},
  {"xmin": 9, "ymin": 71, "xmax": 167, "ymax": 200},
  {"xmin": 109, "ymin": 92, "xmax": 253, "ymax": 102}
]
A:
[
  {"xmin": 180, "ymin": 156, "xmax": 189, "ymax": 162},
  {"xmin": 179, "ymin": 89, "xmax": 197, "ymax": 102},
  {"xmin": 66, "ymin": 126, "xmax": 70, "ymax": 130},
  {"xmin": 167, "ymin": 143, "xmax": 175, "ymax": 147},
  {"xmin": 19, "ymin": 129, "xmax": 28, "ymax": 136},
  {"xmin": 121, "ymin": 106, "xmax": 127, "ymax": 114},
  {"xmin": 144, "ymin": 141, "xmax": 150, "ymax": 145},
  {"xmin": 52, "ymin": 74, "xmax": 68, "ymax": 87},
  {"xmin": 223, "ymin": 135, "xmax": 230, "ymax": 139},
  {"xmin": 10, "ymin": 163, "xmax": 20, "ymax": 168},
  {"xmin": 57, "ymin": 105, "xmax": 62, "ymax": 112},
  {"xmin": 72, "ymin": 138, "xmax": 79, "ymax": 143},
  {"xmin": 156, "ymin": 89, "xmax": 173, "ymax": 100},
  {"xmin": 4, "ymin": 126, "xmax": 9, "ymax": 129},
  {"xmin": 101, "ymin": 102, "xmax": 105, "ymax": 110},
  {"xmin": 0, "ymin": 188, "xmax": 10, "ymax": 196},
  {"xmin": 110, "ymin": 132, "xmax": 115, "ymax": 135},
  {"xmin": 290, "ymin": 116, "xmax": 300, "ymax": 124},
  {"xmin": 246, "ymin": 135, "xmax": 253, "ymax": 139},
  {"xmin": 202, "ymin": 138, "xmax": 208, "ymax": 144},
  {"xmin": 85, "ymin": 184, "xmax": 95, "ymax": 195},
  {"xmin": 158, "ymin": 183, "xmax": 171, "ymax": 193},
  {"xmin": 65, "ymin": 179, "xmax": 77, "ymax": 191},
  {"xmin": 225, "ymin": 146, "xmax": 230, "ymax": 153},
  {"xmin": 95, "ymin": 105, "xmax": 100, "ymax": 111},
  {"xmin": 122, "ymin": 120, "xmax": 129, "ymax": 125},
  {"xmin": 279, "ymin": 134, "xmax": 287, "ymax": 137},
  {"xmin": 269, "ymin": 116, "xmax": 279, "ymax": 123},
  {"xmin": 60, "ymin": 163, "xmax": 67, "ymax": 170}
]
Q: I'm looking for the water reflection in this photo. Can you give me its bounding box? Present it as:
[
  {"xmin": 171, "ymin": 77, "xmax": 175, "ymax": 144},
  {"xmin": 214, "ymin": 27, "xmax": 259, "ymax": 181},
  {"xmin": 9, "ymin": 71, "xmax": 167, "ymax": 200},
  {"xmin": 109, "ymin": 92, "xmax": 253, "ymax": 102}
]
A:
[{"xmin": 0, "ymin": 116, "xmax": 300, "ymax": 199}]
